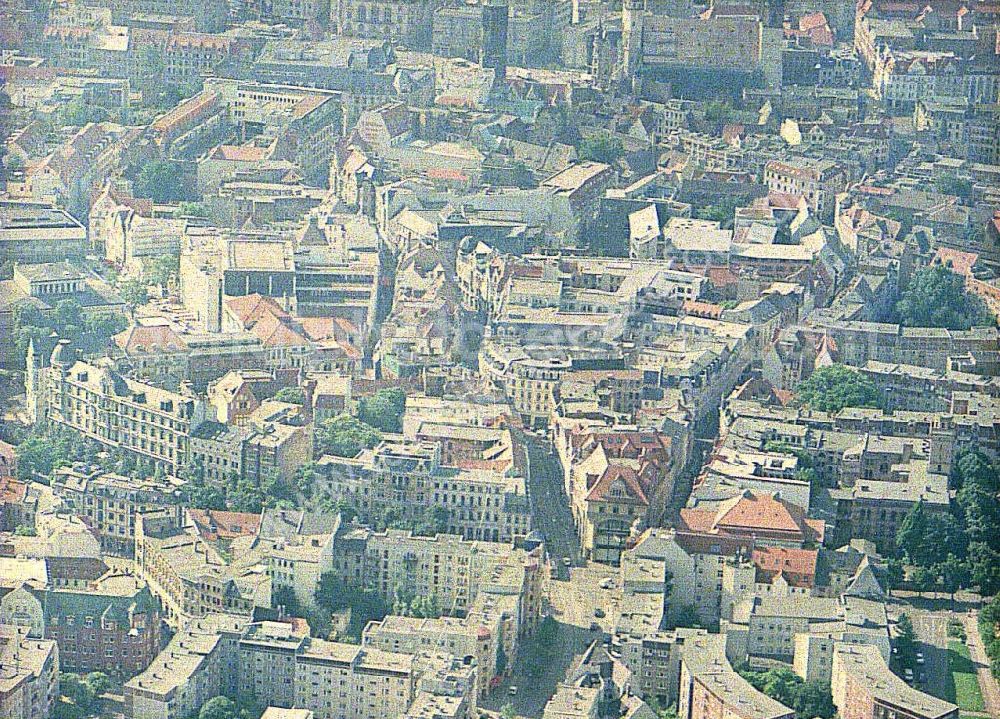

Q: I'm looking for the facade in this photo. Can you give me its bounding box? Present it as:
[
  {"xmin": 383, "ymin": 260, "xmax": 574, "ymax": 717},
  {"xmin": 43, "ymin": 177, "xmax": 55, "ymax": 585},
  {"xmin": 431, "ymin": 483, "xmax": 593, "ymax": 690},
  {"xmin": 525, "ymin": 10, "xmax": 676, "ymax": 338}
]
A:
[
  {"xmin": 51, "ymin": 466, "xmax": 184, "ymax": 556},
  {"xmin": 677, "ymin": 633, "xmax": 793, "ymax": 719},
  {"xmin": 764, "ymin": 159, "xmax": 849, "ymax": 221},
  {"xmin": 44, "ymin": 572, "xmax": 161, "ymax": 677},
  {"xmin": 318, "ymin": 439, "xmax": 531, "ymax": 543},
  {"xmin": 831, "ymin": 644, "xmax": 957, "ymax": 719},
  {"xmin": 29, "ymin": 346, "xmax": 209, "ymax": 474},
  {"xmin": 0, "ymin": 625, "xmax": 59, "ymax": 719}
]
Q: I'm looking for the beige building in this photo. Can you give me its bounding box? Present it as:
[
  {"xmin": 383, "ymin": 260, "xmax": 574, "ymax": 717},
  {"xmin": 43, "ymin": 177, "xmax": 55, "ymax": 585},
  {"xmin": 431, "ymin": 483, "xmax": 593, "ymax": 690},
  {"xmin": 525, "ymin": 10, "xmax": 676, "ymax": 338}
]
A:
[
  {"xmin": 28, "ymin": 345, "xmax": 209, "ymax": 474},
  {"xmin": 832, "ymin": 644, "xmax": 957, "ymax": 719},
  {"xmin": 134, "ymin": 509, "xmax": 270, "ymax": 626},
  {"xmin": 318, "ymin": 440, "xmax": 530, "ymax": 543},
  {"xmin": 51, "ymin": 466, "xmax": 184, "ymax": 556},
  {"xmin": 764, "ymin": 159, "xmax": 849, "ymax": 221},
  {"xmin": 0, "ymin": 625, "xmax": 59, "ymax": 719},
  {"xmin": 678, "ymin": 633, "xmax": 793, "ymax": 719},
  {"xmin": 124, "ymin": 614, "xmax": 249, "ymax": 719}
]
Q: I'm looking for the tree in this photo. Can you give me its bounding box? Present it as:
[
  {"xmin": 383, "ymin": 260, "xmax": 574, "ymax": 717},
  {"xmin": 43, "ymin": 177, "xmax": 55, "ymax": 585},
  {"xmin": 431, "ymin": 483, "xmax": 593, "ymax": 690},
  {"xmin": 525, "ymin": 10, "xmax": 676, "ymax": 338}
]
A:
[
  {"xmin": 316, "ymin": 415, "xmax": 381, "ymax": 457},
  {"xmin": 274, "ymin": 386, "xmax": 305, "ymax": 404},
  {"xmin": 911, "ymin": 565, "xmax": 938, "ymax": 596},
  {"xmin": 58, "ymin": 99, "xmax": 111, "ymax": 126},
  {"xmin": 968, "ymin": 542, "xmax": 1000, "ymax": 595},
  {"xmin": 795, "ymin": 364, "xmax": 884, "ymax": 413},
  {"xmin": 16, "ymin": 435, "xmax": 59, "ymax": 481},
  {"xmin": 934, "ymin": 175, "xmax": 972, "ymax": 198},
  {"xmin": 146, "ymin": 255, "xmax": 180, "ymax": 287},
  {"xmin": 133, "ymin": 160, "xmax": 188, "ymax": 203},
  {"xmin": 119, "ymin": 279, "xmax": 149, "ymax": 307},
  {"xmin": 59, "ymin": 674, "xmax": 96, "ymax": 714},
  {"xmin": 500, "ymin": 703, "xmax": 517, "ymax": 719},
  {"xmin": 896, "ymin": 264, "xmax": 993, "ymax": 330},
  {"xmin": 896, "ymin": 613, "xmax": 916, "ymax": 665},
  {"xmin": 359, "ymin": 388, "xmax": 406, "ymax": 433},
  {"xmin": 84, "ymin": 672, "xmax": 113, "ymax": 696},
  {"xmin": 176, "ymin": 201, "xmax": 209, "ymax": 218},
  {"xmin": 760, "ymin": 667, "xmax": 801, "ymax": 708},
  {"xmin": 793, "ymin": 680, "xmax": 835, "ymax": 719},
  {"xmin": 577, "ymin": 132, "xmax": 625, "ymax": 165},
  {"xmin": 884, "ymin": 558, "xmax": 905, "ymax": 594},
  {"xmin": 14, "ymin": 525, "xmax": 37, "ymax": 536},
  {"xmin": 897, "ymin": 502, "xmax": 969, "ymax": 567},
  {"xmin": 666, "ymin": 603, "xmax": 701, "ymax": 629},
  {"xmin": 937, "ymin": 554, "xmax": 970, "ymax": 605},
  {"xmin": 199, "ymin": 696, "xmax": 238, "ymax": 719}
]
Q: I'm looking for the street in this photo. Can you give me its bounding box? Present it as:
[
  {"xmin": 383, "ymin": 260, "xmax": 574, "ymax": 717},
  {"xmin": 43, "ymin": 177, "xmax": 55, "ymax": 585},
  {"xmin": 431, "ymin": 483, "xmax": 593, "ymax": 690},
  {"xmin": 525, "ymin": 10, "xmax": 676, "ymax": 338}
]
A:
[
  {"xmin": 894, "ymin": 595, "xmax": 996, "ymax": 717},
  {"xmin": 519, "ymin": 431, "xmax": 581, "ymax": 580},
  {"xmin": 481, "ymin": 564, "xmax": 620, "ymax": 717},
  {"xmin": 905, "ymin": 605, "xmax": 951, "ymax": 700}
]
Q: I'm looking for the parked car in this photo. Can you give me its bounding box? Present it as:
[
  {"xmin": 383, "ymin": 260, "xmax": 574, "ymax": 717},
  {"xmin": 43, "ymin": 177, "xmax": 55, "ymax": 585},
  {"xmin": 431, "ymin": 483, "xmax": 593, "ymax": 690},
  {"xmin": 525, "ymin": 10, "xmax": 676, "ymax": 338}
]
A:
[
  {"xmin": 509, "ymin": 686, "xmax": 518, "ymax": 697},
  {"xmin": 904, "ymin": 668, "xmax": 914, "ymax": 684},
  {"xmin": 599, "ymin": 578, "xmax": 614, "ymax": 590},
  {"xmin": 916, "ymin": 652, "xmax": 925, "ymax": 665},
  {"xmin": 594, "ymin": 608, "xmax": 606, "ymax": 618},
  {"xmin": 562, "ymin": 557, "xmax": 572, "ymax": 567}
]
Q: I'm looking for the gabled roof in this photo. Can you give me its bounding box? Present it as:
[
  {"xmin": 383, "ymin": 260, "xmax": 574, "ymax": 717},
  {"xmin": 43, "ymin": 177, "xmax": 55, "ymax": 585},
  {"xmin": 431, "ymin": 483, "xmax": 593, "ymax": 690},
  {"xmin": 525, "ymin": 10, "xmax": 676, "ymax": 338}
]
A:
[
  {"xmin": 225, "ymin": 294, "xmax": 290, "ymax": 329},
  {"xmin": 752, "ymin": 546, "xmax": 817, "ymax": 588},
  {"xmin": 585, "ymin": 462, "xmax": 649, "ymax": 506},
  {"xmin": 114, "ymin": 324, "xmax": 188, "ymax": 355}
]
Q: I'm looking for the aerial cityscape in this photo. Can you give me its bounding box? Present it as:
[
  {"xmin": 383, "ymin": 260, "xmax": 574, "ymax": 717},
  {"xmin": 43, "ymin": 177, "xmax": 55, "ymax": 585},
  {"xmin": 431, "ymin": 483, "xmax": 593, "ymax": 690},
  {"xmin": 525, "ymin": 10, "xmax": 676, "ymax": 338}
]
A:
[{"xmin": 0, "ymin": 1, "xmax": 999, "ymax": 719}]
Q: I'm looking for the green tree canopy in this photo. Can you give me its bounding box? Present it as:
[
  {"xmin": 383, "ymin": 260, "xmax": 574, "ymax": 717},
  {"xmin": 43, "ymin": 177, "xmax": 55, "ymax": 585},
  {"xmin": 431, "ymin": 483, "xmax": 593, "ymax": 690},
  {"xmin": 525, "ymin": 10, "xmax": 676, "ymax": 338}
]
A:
[
  {"xmin": 119, "ymin": 279, "xmax": 149, "ymax": 307},
  {"xmin": 896, "ymin": 264, "xmax": 993, "ymax": 330},
  {"xmin": 317, "ymin": 415, "xmax": 381, "ymax": 457},
  {"xmin": 146, "ymin": 255, "xmax": 180, "ymax": 287},
  {"xmin": 198, "ymin": 696, "xmax": 238, "ymax": 719},
  {"xmin": 274, "ymin": 386, "xmax": 305, "ymax": 404},
  {"xmin": 133, "ymin": 160, "xmax": 188, "ymax": 203},
  {"xmin": 359, "ymin": 388, "xmax": 406, "ymax": 433},
  {"xmin": 795, "ymin": 364, "xmax": 884, "ymax": 413},
  {"xmin": 576, "ymin": 132, "xmax": 625, "ymax": 165}
]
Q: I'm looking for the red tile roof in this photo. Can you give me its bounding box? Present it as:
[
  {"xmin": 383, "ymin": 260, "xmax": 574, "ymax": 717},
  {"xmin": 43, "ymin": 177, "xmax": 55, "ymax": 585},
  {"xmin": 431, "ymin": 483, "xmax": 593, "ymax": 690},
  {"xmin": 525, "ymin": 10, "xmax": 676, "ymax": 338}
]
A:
[
  {"xmin": 115, "ymin": 324, "xmax": 188, "ymax": 355},
  {"xmin": 752, "ymin": 546, "xmax": 818, "ymax": 588}
]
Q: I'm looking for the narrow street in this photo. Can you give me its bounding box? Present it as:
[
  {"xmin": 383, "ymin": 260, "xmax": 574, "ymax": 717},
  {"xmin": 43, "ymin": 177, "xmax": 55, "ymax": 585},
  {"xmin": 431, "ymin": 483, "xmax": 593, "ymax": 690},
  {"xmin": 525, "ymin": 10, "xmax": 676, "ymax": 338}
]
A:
[{"xmin": 519, "ymin": 431, "xmax": 581, "ymax": 580}]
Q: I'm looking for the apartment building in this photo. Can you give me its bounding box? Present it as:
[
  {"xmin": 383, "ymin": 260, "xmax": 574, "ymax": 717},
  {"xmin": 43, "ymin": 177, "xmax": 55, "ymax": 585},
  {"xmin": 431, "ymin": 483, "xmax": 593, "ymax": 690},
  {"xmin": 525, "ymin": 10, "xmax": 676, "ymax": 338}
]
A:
[
  {"xmin": 134, "ymin": 508, "xmax": 270, "ymax": 625},
  {"xmin": 294, "ymin": 639, "xmax": 414, "ymax": 719},
  {"xmin": 0, "ymin": 625, "xmax": 59, "ymax": 719},
  {"xmin": 764, "ymin": 158, "xmax": 849, "ymax": 221},
  {"xmin": 51, "ymin": 466, "xmax": 183, "ymax": 556},
  {"xmin": 124, "ymin": 614, "xmax": 248, "ymax": 719},
  {"xmin": 332, "ymin": 527, "xmax": 543, "ymax": 636},
  {"xmin": 832, "ymin": 644, "xmax": 957, "ymax": 719},
  {"xmin": 362, "ymin": 613, "xmax": 499, "ymax": 694},
  {"xmin": 334, "ymin": 0, "xmax": 436, "ymax": 46},
  {"xmin": 44, "ymin": 572, "xmax": 161, "ymax": 677},
  {"xmin": 28, "ymin": 344, "xmax": 210, "ymax": 474},
  {"xmin": 677, "ymin": 633, "xmax": 793, "ymax": 719},
  {"xmin": 725, "ymin": 594, "xmax": 889, "ymax": 676},
  {"xmin": 559, "ymin": 429, "xmax": 677, "ymax": 565},
  {"xmin": 318, "ymin": 440, "xmax": 531, "ymax": 543}
]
